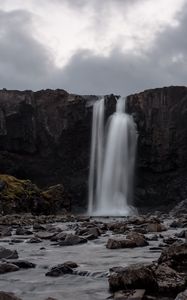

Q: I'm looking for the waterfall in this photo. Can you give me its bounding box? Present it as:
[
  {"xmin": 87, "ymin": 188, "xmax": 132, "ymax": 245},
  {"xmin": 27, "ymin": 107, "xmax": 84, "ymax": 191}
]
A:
[
  {"xmin": 88, "ymin": 98, "xmax": 105, "ymax": 214},
  {"xmin": 88, "ymin": 97, "xmax": 137, "ymax": 216}
]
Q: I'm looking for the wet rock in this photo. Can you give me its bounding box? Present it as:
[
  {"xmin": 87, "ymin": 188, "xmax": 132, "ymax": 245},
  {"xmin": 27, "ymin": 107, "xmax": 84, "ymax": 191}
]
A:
[
  {"xmin": 170, "ymin": 220, "xmax": 184, "ymax": 228},
  {"xmin": 35, "ymin": 232, "xmax": 56, "ymax": 240},
  {"xmin": 33, "ymin": 223, "xmax": 46, "ymax": 231},
  {"xmin": 0, "ymin": 263, "xmax": 19, "ymax": 274},
  {"xmin": 107, "ymin": 222, "xmax": 127, "ymax": 234},
  {"xmin": 0, "ymin": 247, "xmax": 18, "ymax": 259},
  {"xmin": 58, "ymin": 234, "xmax": 87, "ymax": 246},
  {"xmin": 50, "ymin": 232, "xmax": 67, "ymax": 242},
  {"xmin": 176, "ymin": 230, "xmax": 186, "ymax": 238},
  {"xmin": 45, "ymin": 225, "xmax": 62, "ymax": 233},
  {"xmin": 163, "ymin": 237, "xmax": 180, "ymax": 245},
  {"xmin": 0, "ymin": 226, "xmax": 12, "ymax": 237},
  {"xmin": 64, "ymin": 261, "xmax": 78, "ymax": 268},
  {"xmin": 15, "ymin": 227, "xmax": 33, "ymax": 235},
  {"xmin": 128, "ymin": 216, "xmax": 146, "ymax": 225},
  {"xmin": 114, "ymin": 289, "xmax": 145, "ymax": 300},
  {"xmin": 146, "ymin": 235, "xmax": 158, "ymax": 241},
  {"xmin": 131, "ymin": 227, "xmax": 148, "ymax": 235},
  {"xmin": 147, "ymin": 222, "xmax": 166, "ymax": 233},
  {"xmin": 0, "ymin": 291, "xmax": 22, "ymax": 300},
  {"xmin": 8, "ymin": 260, "xmax": 36, "ymax": 269},
  {"xmin": 27, "ymin": 237, "xmax": 42, "ymax": 243},
  {"xmin": 10, "ymin": 239, "xmax": 23, "ymax": 244},
  {"xmin": 155, "ymin": 263, "xmax": 186, "ymax": 294},
  {"xmin": 106, "ymin": 238, "xmax": 136, "ymax": 249},
  {"xmin": 158, "ymin": 241, "xmax": 187, "ymax": 270},
  {"xmin": 126, "ymin": 232, "xmax": 149, "ymax": 247},
  {"xmin": 108, "ymin": 264, "xmax": 158, "ymax": 292},
  {"xmin": 175, "ymin": 289, "xmax": 187, "ymax": 300},
  {"xmin": 45, "ymin": 264, "xmax": 73, "ymax": 277},
  {"xmin": 76, "ymin": 216, "xmax": 90, "ymax": 222},
  {"xmin": 77, "ymin": 227, "xmax": 100, "ymax": 240}
]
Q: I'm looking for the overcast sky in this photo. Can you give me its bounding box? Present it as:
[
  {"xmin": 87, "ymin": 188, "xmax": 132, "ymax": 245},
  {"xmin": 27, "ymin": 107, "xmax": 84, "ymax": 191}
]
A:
[{"xmin": 0, "ymin": 0, "xmax": 187, "ymax": 96}]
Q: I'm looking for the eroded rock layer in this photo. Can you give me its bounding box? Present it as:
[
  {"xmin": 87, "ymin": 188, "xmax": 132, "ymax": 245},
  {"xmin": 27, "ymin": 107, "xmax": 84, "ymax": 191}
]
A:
[{"xmin": 127, "ymin": 86, "xmax": 187, "ymax": 208}]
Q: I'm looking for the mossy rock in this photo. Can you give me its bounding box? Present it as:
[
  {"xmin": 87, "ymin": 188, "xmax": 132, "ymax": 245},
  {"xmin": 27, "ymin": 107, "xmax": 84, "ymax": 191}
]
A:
[
  {"xmin": 41, "ymin": 184, "xmax": 71, "ymax": 212},
  {"xmin": 0, "ymin": 175, "xmax": 71, "ymax": 215}
]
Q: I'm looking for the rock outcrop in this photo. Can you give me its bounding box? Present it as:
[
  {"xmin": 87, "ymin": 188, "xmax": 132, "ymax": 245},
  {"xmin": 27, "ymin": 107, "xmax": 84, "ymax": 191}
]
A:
[
  {"xmin": 0, "ymin": 174, "xmax": 70, "ymax": 214},
  {"xmin": 0, "ymin": 89, "xmax": 115, "ymax": 210},
  {"xmin": 0, "ymin": 86, "xmax": 187, "ymax": 210},
  {"xmin": 127, "ymin": 86, "xmax": 187, "ymax": 208}
]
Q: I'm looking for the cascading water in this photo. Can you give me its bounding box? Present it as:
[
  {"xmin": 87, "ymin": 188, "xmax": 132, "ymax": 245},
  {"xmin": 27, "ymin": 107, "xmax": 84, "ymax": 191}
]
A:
[
  {"xmin": 88, "ymin": 98, "xmax": 105, "ymax": 214},
  {"xmin": 88, "ymin": 97, "xmax": 137, "ymax": 216}
]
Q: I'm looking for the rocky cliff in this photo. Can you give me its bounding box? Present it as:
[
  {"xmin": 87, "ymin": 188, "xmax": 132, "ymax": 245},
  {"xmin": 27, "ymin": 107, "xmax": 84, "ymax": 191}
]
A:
[
  {"xmin": 127, "ymin": 86, "xmax": 187, "ymax": 208},
  {"xmin": 0, "ymin": 89, "xmax": 115, "ymax": 210},
  {"xmin": 0, "ymin": 86, "xmax": 187, "ymax": 210}
]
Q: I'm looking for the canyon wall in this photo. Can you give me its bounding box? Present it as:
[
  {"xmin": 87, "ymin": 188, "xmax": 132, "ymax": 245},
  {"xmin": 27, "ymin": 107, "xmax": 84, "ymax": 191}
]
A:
[
  {"xmin": 127, "ymin": 86, "xmax": 187, "ymax": 208},
  {"xmin": 0, "ymin": 89, "xmax": 115, "ymax": 210},
  {"xmin": 0, "ymin": 86, "xmax": 187, "ymax": 210}
]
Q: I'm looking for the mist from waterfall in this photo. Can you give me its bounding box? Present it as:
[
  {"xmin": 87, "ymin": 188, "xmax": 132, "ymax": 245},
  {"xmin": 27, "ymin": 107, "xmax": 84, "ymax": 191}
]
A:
[{"xmin": 88, "ymin": 97, "xmax": 137, "ymax": 216}]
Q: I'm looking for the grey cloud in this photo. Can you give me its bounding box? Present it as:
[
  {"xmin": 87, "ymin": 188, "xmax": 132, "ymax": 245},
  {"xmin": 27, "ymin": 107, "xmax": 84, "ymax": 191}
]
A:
[
  {"xmin": 0, "ymin": 9, "xmax": 54, "ymax": 90},
  {"xmin": 47, "ymin": 3, "xmax": 187, "ymax": 95},
  {"xmin": 0, "ymin": 2, "xmax": 187, "ymax": 95}
]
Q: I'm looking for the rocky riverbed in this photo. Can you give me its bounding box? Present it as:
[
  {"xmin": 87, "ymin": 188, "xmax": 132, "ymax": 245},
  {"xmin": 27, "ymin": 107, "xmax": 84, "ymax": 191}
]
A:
[{"xmin": 0, "ymin": 207, "xmax": 187, "ymax": 300}]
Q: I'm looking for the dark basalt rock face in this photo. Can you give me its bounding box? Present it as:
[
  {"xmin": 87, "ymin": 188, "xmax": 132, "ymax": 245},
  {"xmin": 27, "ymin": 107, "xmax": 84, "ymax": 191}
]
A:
[
  {"xmin": 0, "ymin": 89, "xmax": 115, "ymax": 211},
  {"xmin": 0, "ymin": 86, "xmax": 187, "ymax": 210},
  {"xmin": 126, "ymin": 86, "xmax": 187, "ymax": 208}
]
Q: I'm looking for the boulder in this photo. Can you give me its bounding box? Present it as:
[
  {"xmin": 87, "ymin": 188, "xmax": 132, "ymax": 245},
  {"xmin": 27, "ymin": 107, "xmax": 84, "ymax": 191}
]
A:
[
  {"xmin": 45, "ymin": 263, "xmax": 73, "ymax": 277},
  {"xmin": 175, "ymin": 289, "xmax": 187, "ymax": 300},
  {"xmin": 126, "ymin": 232, "xmax": 148, "ymax": 247},
  {"xmin": 0, "ymin": 291, "xmax": 22, "ymax": 300},
  {"xmin": 158, "ymin": 241, "xmax": 187, "ymax": 270},
  {"xmin": 155, "ymin": 263, "xmax": 186, "ymax": 294},
  {"xmin": 107, "ymin": 222, "xmax": 128, "ymax": 234},
  {"xmin": 106, "ymin": 238, "xmax": 136, "ymax": 249},
  {"xmin": 35, "ymin": 232, "xmax": 56, "ymax": 240},
  {"xmin": 147, "ymin": 222, "xmax": 166, "ymax": 233},
  {"xmin": 0, "ymin": 247, "xmax": 18, "ymax": 259},
  {"xmin": 63, "ymin": 261, "xmax": 78, "ymax": 268},
  {"xmin": 0, "ymin": 174, "xmax": 70, "ymax": 215},
  {"xmin": 108, "ymin": 264, "xmax": 158, "ymax": 292},
  {"xmin": 50, "ymin": 232, "xmax": 67, "ymax": 242},
  {"xmin": 58, "ymin": 234, "xmax": 87, "ymax": 246},
  {"xmin": 76, "ymin": 227, "xmax": 100, "ymax": 240},
  {"xmin": 114, "ymin": 289, "xmax": 145, "ymax": 300},
  {"xmin": 0, "ymin": 263, "xmax": 19, "ymax": 274},
  {"xmin": 26, "ymin": 237, "xmax": 42, "ymax": 243},
  {"xmin": 0, "ymin": 227, "xmax": 12, "ymax": 237},
  {"xmin": 15, "ymin": 227, "xmax": 33, "ymax": 235},
  {"xmin": 41, "ymin": 184, "xmax": 71, "ymax": 213},
  {"xmin": 8, "ymin": 260, "xmax": 36, "ymax": 269}
]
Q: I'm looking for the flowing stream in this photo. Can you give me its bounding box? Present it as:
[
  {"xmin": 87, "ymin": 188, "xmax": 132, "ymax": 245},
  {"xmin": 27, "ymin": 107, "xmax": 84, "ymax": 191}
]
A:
[{"xmin": 0, "ymin": 218, "xmax": 175, "ymax": 300}]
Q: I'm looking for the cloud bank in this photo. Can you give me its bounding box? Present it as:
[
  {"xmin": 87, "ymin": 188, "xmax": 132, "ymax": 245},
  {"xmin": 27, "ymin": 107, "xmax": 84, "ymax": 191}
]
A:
[{"xmin": 0, "ymin": 0, "xmax": 187, "ymax": 95}]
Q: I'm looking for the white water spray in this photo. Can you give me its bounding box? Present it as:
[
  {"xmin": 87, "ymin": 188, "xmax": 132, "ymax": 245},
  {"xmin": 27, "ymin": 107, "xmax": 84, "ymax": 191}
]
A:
[
  {"xmin": 88, "ymin": 97, "xmax": 137, "ymax": 216},
  {"xmin": 88, "ymin": 98, "xmax": 105, "ymax": 214}
]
